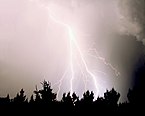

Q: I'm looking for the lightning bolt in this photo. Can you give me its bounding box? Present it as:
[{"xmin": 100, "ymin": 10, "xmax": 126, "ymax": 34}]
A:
[
  {"xmin": 88, "ymin": 48, "xmax": 120, "ymax": 76},
  {"xmin": 52, "ymin": 68, "xmax": 68, "ymax": 99},
  {"xmin": 29, "ymin": 0, "xmax": 120, "ymax": 99},
  {"xmin": 48, "ymin": 11, "xmax": 99, "ymax": 95}
]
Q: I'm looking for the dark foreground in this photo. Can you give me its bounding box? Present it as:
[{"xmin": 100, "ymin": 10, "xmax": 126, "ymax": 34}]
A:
[{"xmin": 0, "ymin": 80, "xmax": 144, "ymax": 115}]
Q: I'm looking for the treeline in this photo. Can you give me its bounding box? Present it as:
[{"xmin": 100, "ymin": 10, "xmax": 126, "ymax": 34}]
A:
[
  {"xmin": 0, "ymin": 80, "xmax": 144, "ymax": 115},
  {"xmin": 1, "ymin": 60, "xmax": 145, "ymax": 115}
]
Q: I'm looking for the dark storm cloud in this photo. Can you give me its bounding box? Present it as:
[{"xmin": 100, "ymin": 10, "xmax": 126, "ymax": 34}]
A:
[
  {"xmin": 111, "ymin": 0, "xmax": 145, "ymax": 101},
  {"xmin": 118, "ymin": 0, "xmax": 145, "ymax": 45}
]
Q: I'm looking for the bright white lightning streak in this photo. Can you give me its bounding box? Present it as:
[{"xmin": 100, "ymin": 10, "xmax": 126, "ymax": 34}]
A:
[
  {"xmin": 49, "ymin": 12, "xmax": 99, "ymax": 95},
  {"xmin": 77, "ymin": 61, "xmax": 88, "ymax": 92},
  {"xmin": 52, "ymin": 69, "xmax": 68, "ymax": 99},
  {"xmin": 30, "ymin": 0, "xmax": 120, "ymax": 98},
  {"xmin": 68, "ymin": 27, "xmax": 75, "ymax": 95},
  {"xmin": 70, "ymin": 32, "xmax": 99, "ymax": 95},
  {"xmin": 88, "ymin": 48, "xmax": 120, "ymax": 76}
]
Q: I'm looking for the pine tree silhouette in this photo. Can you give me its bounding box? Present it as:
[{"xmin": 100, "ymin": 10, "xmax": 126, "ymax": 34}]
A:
[
  {"xmin": 81, "ymin": 90, "xmax": 94, "ymax": 104},
  {"xmin": 38, "ymin": 80, "xmax": 57, "ymax": 103},
  {"xmin": 104, "ymin": 88, "xmax": 120, "ymax": 107},
  {"xmin": 34, "ymin": 85, "xmax": 41, "ymax": 104},
  {"xmin": 0, "ymin": 79, "xmax": 144, "ymax": 115},
  {"xmin": 13, "ymin": 89, "xmax": 27, "ymax": 104},
  {"xmin": 29, "ymin": 95, "xmax": 34, "ymax": 104}
]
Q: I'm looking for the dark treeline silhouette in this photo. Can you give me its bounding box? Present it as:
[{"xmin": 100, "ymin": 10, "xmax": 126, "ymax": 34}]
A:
[
  {"xmin": 0, "ymin": 81, "xmax": 144, "ymax": 115},
  {"xmin": 0, "ymin": 62, "xmax": 145, "ymax": 115}
]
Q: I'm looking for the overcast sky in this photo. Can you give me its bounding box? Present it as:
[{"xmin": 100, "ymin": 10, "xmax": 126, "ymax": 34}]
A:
[{"xmin": 0, "ymin": 0, "xmax": 145, "ymax": 102}]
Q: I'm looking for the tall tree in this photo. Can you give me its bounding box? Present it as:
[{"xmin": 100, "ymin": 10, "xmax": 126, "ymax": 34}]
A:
[{"xmin": 38, "ymin": 80, "xmax": 57, "ymax": 103}]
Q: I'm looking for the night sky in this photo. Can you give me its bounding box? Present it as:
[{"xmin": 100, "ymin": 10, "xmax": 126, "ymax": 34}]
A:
[{"xmin": 0, "ymin": 0, "xmax": 145, "ymax": 102}]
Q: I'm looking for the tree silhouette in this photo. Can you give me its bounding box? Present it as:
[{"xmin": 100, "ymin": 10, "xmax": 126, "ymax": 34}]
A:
[
  {"xmin": 61, "ymin": 92, "xmax": 73, "ymax": 109},
  {"xmin": 34, "ymin": 85, "xmax": 41, "ymax": 104},
  {"xmin": 0, "ymin": 78, "xmax": 144, "ymax": 115},
  {"xmin": 29, "ymin": 95, "xmax": 34, "ymax": 104},
  {"xmin": 62, "ymin": 92, "xmax": 72, "ymax": 103},
  {"xmin": 94, "ymin": 96, "xmax": 105, "ymax": 107},
  {"xmin": 127, "ymin": 60, "xmax": 145, "ymax": 114},
  {"xmin": 38, "ymin": 80, "xmax": 57, "ymax": 103},
  {"xmin": 13, "ymin": 89, "xmax": 27, "ymax": 104},
  {"xmin": 127, "ymin": 62, "xmax": 145, "ymax": 105},
  {"xmin": 72, "ymin": 92, "xmax": 79, "ymax": 105},
  {"xmin": 81, "ymin": 90, "xmax": 94, "ymax": 104},
  {"xmin": 104, "ymin": 88, "xmax": 120, "ymax": 107},
  {"xmin": 0, "ymin": 94, "xmax": 10, "ymax": 105}
]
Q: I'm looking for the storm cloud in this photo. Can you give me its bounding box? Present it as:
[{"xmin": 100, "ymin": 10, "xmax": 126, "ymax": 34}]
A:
[{"xmin": 0, "ymin": 0, "xmax": 145, "ymax": 102}]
